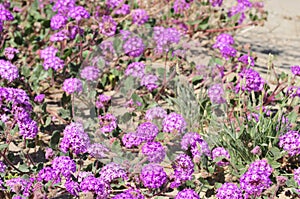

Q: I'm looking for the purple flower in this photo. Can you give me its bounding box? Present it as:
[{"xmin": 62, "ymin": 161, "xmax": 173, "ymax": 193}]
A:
[
  {"xmin": 106, "ymin": 0, "xmax": 123, "ymax": 9},
  {"xmin": 52, "ymin": 0, "xmax": 76, "ymax": 14},
  {"xmin": 65, "ymin": 180, "xmax": 80, "ymax": 196},
  {"xmin": 208, "ymin": 84, "xmax": 226, "ymax": 104},
  {"xmin": 99, "ymin": 15, "xmax": 117, "ymax": 37},
  {"xmin": 99, "ymin": 162, "xmax": 128, "ymax": 183},
  {"xmin": 140, "ymin": 164, "xmax": 167, "ymax": 188},
  {"xmin": 145, "ymin": 106, "xmax": 167, "ymax": 121},
  {"xmin": 50, "ymin": 14, "xmax": 67, "ymax": 30},
  {"xmin": 153, "ymin": 27, "xmax": 181, "ymax": 54},
  {"xmin": 80, "ymin": 66, "xmax": 100, "ymax": 81},
  {"xmin": 294, "ymin": 167, "xmax": 300, "ymax": 187},
  {"xmin": 120, "ymin": 30, "xmax": 132, "ymax": 40},
  {"xmin": 291, "ymin": 65, "xmax": 300, "ymax": 76},
  {"xmin": 228, "ymin": 0, "xmax": 252, "ymax": 24},
  {"xmin": 18, "ymin": 119, "xmax": 38, "ymax": 139},
  {"xmin": 43, "ymin": 56, "xmax": 64, "ymax": 71},
  {"xmin": 87, "ymin": 143, "xmax": 109, "ymax": 159},
  {"xmin": 216, "ymin": 182, "xmax": 242, "ymax": 199},
  {"xmin": 240, "ymin": 159, "xmax": 273, "ymax": 198},
  {"xmin": 162, "ymin": 112, "xmax": 187, "ymax": 134},
  {"xmin": 52, "ymin": 156, "xmax": 76, "ymax": 179},
  {"xmin": 251, "ymin": 146, "xmax": 262, "ymax": 156},
  {"xmin": 50, "ymin": 30, "xmax": 69, "ymax": 42},
  {"xmin": 136, "ymin": 122, "xmax": 159, "ymax": 143},
  {"xmin": 140, "ymin": 74, "xmax": 158, "ymax": 91},
  {"xmin": 96, "ymin": 94, "xmax": 111, "ymax": 109},
  {"xmin": 219, "ymin": 45, "xmax": 237, "ymax": 60},
  {"xmin": 125, "ymin": 62, "xmax": 145, "ymax": 78},
  {"xmin": 173, "ymin": 0, "xmax": 190, "ymax": 14},
  {"xmin": 45, "ymin": 147, "xmax": 54, "ymax": 159},
  {"xmin": 123, "ymin": 36, "xmax": 145, "ymax": 57},
  {"xmin": 99, "ymin": 113, "xmax": 117, "ymax": 133},
  {"xmin": 0, "ymin": 59, "xmax": 19, "ymax": 82},
  {"xmin": 212, "ymin": 33, "xmax": 235, "ymax": 49},
  {"xmin": 34, "ymin": 94, "xmax": 45, "ymax": 103},
  {"xmin": 170, "ymin": 154, "xmax": 194, "ymax": 188},
  {"xmin": 6, "ymin": 177, "xmax": 33, "ymax": 196},
  {"xmin": 210, "ymin": 0, "xmax": 223, "ymax": 7},
  {"xmin": 236, "ymin": 68, "xmax": 265, "ymax": 92},
  {"xmin": 0, "ymin": 8, "xmax": 14, "ymax": 21},
  {"xmin": 181, "ymin": 132, "xmax": 211, "ymax": 160},
  {"xmin": 60, "ymin": 122, "xmax": 90, "ymax": 155},
  {"xmin": 175, "ymin": 188, "xmax": 199, "ymax": 199},
  {"xmin": 62, "ymin": 78, "xmax": 83, "ymax": 94},
  {"xmin": 113, "ymin": 189, "xmax": 145, "ymax": 199},
  {"xmin": 279, "ymin": 130, "xmax": 300, "ymax": 156},
  {"xmin": 238, "ymin": 55, "xmax": 255, "ymax": 66},
  {"xmin": 68, "ymin": 6, "xmax": 90, "ymax": 21},
  {"xmin": 122, "ymin": 132, "xmax": 143, "ymax": 148},
  {"xmin": 212, "ymin": 147, "xmax": 230, "ymax": 166},
  {"xmin": 37, "ymin": 166, "xmax": 61, "ymax": 184},
  {"xmin": 115, "ymin": 4, "xmax": 130, "ymax": 15},
  {"xmin": 80, "ymin": 176, "xmax": 109, "ymax": 196},
  {"xmin": 142, "ymin": 142, "xmax": 166, "ymax": 163},
  {"xmin": 68, "ymin": 25, "xmax": 84, "ymax": 40},
  {"xmin": 40, "ymin": 46, "xmax": 58, "ymax": 60},
  {"xmin": 4, "ymin": 47, "xmax": 19, "ymax": 60},
  {"xmin": 132, "ymin": 9, "xmax": 149, "ymax": 25},
  {"xmin": 0, "ymin": 161, "xmax": 6, "ymax": 173},
  {"xmin": 287, "ymin": 86, "xmax": 300, "ymax": 98}
]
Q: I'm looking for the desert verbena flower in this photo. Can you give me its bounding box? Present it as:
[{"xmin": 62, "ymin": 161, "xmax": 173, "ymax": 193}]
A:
[
  {"xmin": 43, "ymin": 56, "xmax": 64, "ymax": 71},
  {"xmin": 96, "ymin": 94, "xmax": 111, "ymax": 109},
  {"xmin": 80, "ymin": 175, "xmax": 109, "ymax": 197},
  {"xmin": 34, "ymin": 94, "xmax": 45, "ymax": 103},
  {"xmin": 240, "ymin": 159, "xmax": 273, "ymax": 198},
  {"xmin": 140, "ymin": 74, "xmax": 159, "ymax": 91},
  {"xmin": 173, "ymin": 0, "xmax": 191, "ymax": 14},
  {"xmin": 140, "ymin": 164, "xmax": 167, "ymax": 189},
  {"xmin": 50, "ymin": 30, "xmax": 69, "ymax": 42},
  {"xmin": 65, "ymin": 180, "xmax": 80, "ymax": 196},
  {"xmin": 87, "ymin": 143, "xmax": 109, "ymax": 159},
  {"xmin": 0, "ymin": 161, "xmax": 6, "ymax": 173},
  {"xmin": 123, "ymin": 36, "xmax": 145, "ymax": 57},
  {"xmin": 52, "ymin": 156, "xmax": 76, "ymax": 179},
  {"xmin": 228, "ymin": 0, "xmax": 252, "ymax": 24},
  {"xmin": 122, "ymin": 132, "xmax": 143, "ymax": 148},
  {"xmin": 153, "ymin": 26, "xmax": 181, "ymax": 55},
  {"xmin": 216, "ymin": 182, "xmax": 242, "ymax": 199},
  {"xmin": 99, "ymin": 162, "xmax": 128, "ymax": 183},
  {"xmin": 0, "ymin": 59, "xmax": 19, "ymax": 82},
  {"xmin": 132, "ymin": 9, "xmax": 149, "ymax": 25},
  {"xmin": 287, "ymin": 86, "xmax": 300, "ymax": 98},
  {"xmin": 170, "ymin": 154, "xmax": 194, "ymax": 188},
  {"xmin": 68, "ymin": 25, "xmax": 84, "ymax": 40},
  {"xmin": 98, "ymin": 113, "xmax": 117, "ymax": 133},
  {"xmin": 136, "ymin": 122, "xmax": 159, "ymax": 143},
  {"xmin": 236, "ymin": 68, "xmax": 265, "ymax": 92},
  {"xmin": 213, "ymin": 33, "xmax": 235, "ymax": 49},
  {"xmin": 106, "ymin": 0, "xmax": 123, "ymax": 9},
  {"xmin": 37, "ymin": 166, "xmax": 61, "ymax": 184},
  {"xmin": 181, "ymin": 132, "xmax": 211, "ymax": 160},
  {"xmin": 68, "ymin": 6, "xmax": 90, "ymax": 21},
  {"xmin": 142, "ymin": 142, "xmax": 166, "ymax": 163},
  {"xmin": 52, "ymin": 0, "xmax": 76, "ymax": 14},
  {"xmin": 4, "ymin": 47, "xmax": 19, "ymax": 60},
  {"xmin": 112, "ymin": 189, "xmax": 145, "ymax": 199},
  {"xmin": 145, "ymin": 106, "xmax": 167, "ymax": 121},
  {"xmin": 219, "ymin": 45, "xmax": 237, "ymax": 60},
  {"xmin": 212, "ymin": 147, "xmax": 230, "ymax": 166},
  {"xmin": 40, "ymin": 46, "xmax": 58, "ymax": 60},
  {"xmin": 279, "ymin": 130, "xmax": 300, "ymax": 156},
  {"xmin": 115, "ymin": 4, "xmax": 130, "ymax": 15},
  {"xmin": 238, "ymin": 54, "xmax": 255, "ymax": 66},
  {"xmin": 99, "ymin": 15, "xmax": 117, "ymax": 37},
  {"xmin": 162, "ymin": 112, "xmax": 187, "ymax": 134},
  {"xmin": 291, "ymin": 65, "xmax": 300, "ymax": 76},
  {"xmin": 80, "ymin": 66, "xmax": 100, "ymax": 81},
  {"xmin": 18, "ymin": 119, "xmax": 38, "ymax": 139},
  {"xmin": 175, "ymin": 188, "xmax": 199, "ymax": 199},
  {"xmin": 6, "ymin": 177, "xmax": 33, "ymax": 197},
  {"xmin": 294, "ymin": 167, "xmax": 300, "ymax": 187},
  {"xmin": 0, "ymin": 7, "xmax": 14, "ymax": 21},
  {"xmin": 208, "ymin": 84, "xmax": 226, "ymax": 104},
  {"xmin": 62, "ymin": 78, "xmax": 83, "ymax": 94},
  {"xmin": 210, "ymin": 0, "xmax": 223, "ymax": 7},
  {"xmin": 125, "ymin": 62, "xmax": 145, "ymax": 78},
  {"xmin": 50, "ymin": 13, "xmax": 68, "ymax": 30}
]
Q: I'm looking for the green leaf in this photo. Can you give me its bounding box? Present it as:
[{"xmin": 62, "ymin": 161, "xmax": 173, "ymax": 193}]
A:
[
  {"xmin": 120, "ymin": 112, "xmax": 132, "ymax": 123},
  {"xmin": 18, "ymin": 164, "xmax": 30, "ymax": 172},
  {"xmin": 0, "ymin": 144, "xmax": 8, "ymax": 151},
  {"xmin": 50, "ymin": 131, "xmax": 61, "ymax": 148}
]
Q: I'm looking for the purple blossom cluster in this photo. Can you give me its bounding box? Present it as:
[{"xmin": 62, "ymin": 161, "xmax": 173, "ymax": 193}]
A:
[
  {"xmin": 216, "ymin": 182, "xmax": 242, "ymax": 199},
  {"xmin": 132, "ymin": 9, "xmax": 149, "ymax": 25},
  {"xmin": 52, "ymin": 156, "xmax": 76, "ymax": 179},
  {"xmin": 80, "ymin": 66, "xmax": 100, "ymax": 81},
  {"xmin": 140, "ymin": 74, "xmax": 159, "ymax": 91},
  {"xmin": 145, "ymin": 106, "xmax": 167, "ymax": 121},
  {"xmin": 87, "ymin": 143, "xmax": 109, "ymax": 159},
  {"xmin": 228, "ymin": 0, "xmax": 252, "ymax": 24},
  {"xmin": 162, "ymin": 112, "xmax": 187, "ymax": 134},
  {"xmin": 294, "ymin": 167, "xmax": 300, "ymax": 187},
  {"xmin": 80, "ymin": 175, "xmax": 109, "ymax": 197},
  {"xmin": 0, "ymin": 59, "xmax": 19, "ymax": 82},
  {"xmin": 173, "ymin": 0, "xmax": 191, "ymax": 14},
  {"xmin": 212, "ymin": 147, "xmax": 231, "ymax": 166},
  {"xmin": 52, "ymin": 0, "xmax": 76, "ymax": 14},
  {"xmin": 213, "ymin": 33, "xmax": 237, "ymax": 60},
  {"xmin": 140, "ymin": 164, "xmax": 167, "ymax": 188},
  {"xmin": 37, "ymin": 166, "xmax": 61, "ymax": 184},
  {"xmin": 50, "ymin": 14, "xmax": 68, "ymax": 30},
  {"xmin": 60, "ymin": 122, "xmax": 90, "ymax": 155},
  {"xmin": 236, "ymin": 68, "xmax": 265, "ymax": 92},
  {"xmin": 0, "ymin": 4, "xmax": 14, "ymax": 31},
  {"xmin": 106, "ymin": 0, "xmax": 123, "ymax": 9},
  {"xmin": 142, "ymin": 142, "xmax": 166, "ymax": 163},
  {"xmin": 238, "ymin": 54, "xmax": 255, "ymax": 66},
  {"xmin": 181, "ymin": 132, "xmax": 211, "ymax": 161},
  {"xmin": 50, "ymin": 29, "xmax": 69, "ymax": 42},
  {"xmin": 34, "ymin": 94, "xmax": 45, "ymax": 103},
  {"xmin": 291, "ymin": 65, "xmax": 300, "ymax": 76},
  {"xmin": 40, "ymin": 46, "xmax": 64, "ymax": 71},
  {"xmin": 113, "ymin": 189, "xmax": 145, "ymax": 199},
  {"xmin": 240, "ymin": 159, "xmax": 273, "ymax": 198},
  {"xmin": 67, "ymin": 6, "xmax": 90, "ymax": 21},
  {"xmin": 99, "ymin": 15, "xmax": 117, "ymax": 37},
  {"xmin": 0, "ymin": 161, "xmax": 6, "ymax": 173},
  {"xmin": 99, "ymin": 113, "xmax": 117, "ymax": 133},
  {"xmin": 210, "ymin": 0, "xmax": 223, "ymax": 7},
  {"xmin": 170, "ymin": 154, "xmax": 194, "ymax": 188},
  {"xmin": 279, "ymin": 130, "xmax": 300, "ymax": 156},
  {"xmin": 4, "ymin": 47, "xmax": 19, "ymax": 60},
  {"xmin": 62, "ymin": 78, "xmax": 83, "ymax": 94},
  {"xmin": 175, "ymin": 188, "xmax": 199, "ymax": 199},
  {"xmin": 99, "ymin": 162, "xmax": 128, "ymax": 183},
  {"xmin": 123, "ymin": 36, "xmax": 145, "ymax": 57},
  {"xmin": 125, "ymin": 62, "xmax": 145, "ymax": 78},
  {"xmin": 6, "ymin": 177, "xmax": 34, "ymax": 197},
  {"xmin": 208, "ymin": 84, "xmax": 226, "ymax": 104},
  {"xmin": 136, "ymin": 122, "xmax": 159, "ymax": 143},
  {"xmin": 122, "ymin": 132, "xmax": 143, "ymax": 148},
  {"xmin": 96, "ymin": 94, "xmax": 111, "ymax": 109},
  {"xmin": 287, "ymin": 86, "xmax": 300, "ymax": 98},
  {"xmin": 153, "ymin": 26, "xmax": 181, "ymax": 55},
  {"xmin": 115, "ymin": 4, "xmax": 130, "ymax": 15}
]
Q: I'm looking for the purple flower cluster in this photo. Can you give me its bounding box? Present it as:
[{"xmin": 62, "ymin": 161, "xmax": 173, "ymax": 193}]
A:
[
  {"xmin": 287, "ymin": 86, "xmax": 300, "ymax": 98},
  {"xmin": 238, "ymin": 54, "xmax": 255, "ymax": 66},
  {"xmin": 291, "ymin": 65, "xmax": 300, "ymax": 76},
  {"xmin": 50, "ymin": 14, "xmax": 67, "ymax": 30},
  {"xmin": 216, "ymin": 182, "xmax": 242, "ymax": 199},
  {"xmin": 228, "ymin": 0, "xmax": 252, "ymax": 24},
  {"xmin": 136, "ymin": 122, "xmax": 159, "ymax": 142},
  {"xmin": 125, "ymin": 62, "xmax": 145, "ymax": 78},
  {"xmin": 0, "ymin": 59, "xmax": 19, "ymax": 82},
  {"xmin": 37, "ymin": 166, "xmax": 61, "ymax": 184},
  {"xmin": 213, "ymin": 33, "xmax": 237, "ymax": 60},
  {"xmin": 173, "ymin": 0, "xmax": 191, "ymax": 14},
  {"xmin": 80, "ymin": 175, "xmax": 109, "ymax": 197},
  {"xmin": 236, "ymin": 68, "xmax": 265, "ymax": 92},
  {"xmin": 140, "ymin": 74, "xmax": 159, "ymax": 91},
  {"xmin": 153, "ymin": 26, "xmax": 181, "ymax": 55},
  {"xmin": 210, "ymin": 0, "xmax": 223, "ymax": 7},
  {"xmin": 142, "ymin": 142, "xmax": 166, "ymax": 163},
  {"xmin": 140, "ymin": 164, "xmax": 167, "ymax": 188},
  {"xmin": 115, "ymin": 4, "xmax": 130, "ymax": 15},
  {"xmin": 6, "ymin": 177, "xmax": 34, "ymax": 197},
  {"xmin": 170, "ymin": 154, "xmax": 194, "ymax": 188},
  {"xmin": 40, "ymin": 46, "xmax": 64, "ymax": 71},
  {"xmin": 132, "ymin": 9, "xmax": 149, "ymax": 25},
  {"xmin": 62, "ymin": 78, "xmax": 83, "ymax": 94},
  {"xmin": 279, "ymin": 130, "xmax": 300, "ymax": 156},
  {"xmin": 145, "ymin": 106, "xmax": 167, "ymax": 121},
  {"xmin": 0, "ymin": 161, "xmax": 6, "ymax": 173},
  {"xmin": 87, "ymin": 143, "xmax": 109, "ymax": 159},
  {"xmin": 52, "ymin": 156, "xmax": 76, "ymax": 179},
  {"xmin": 0, "ymin": 5, "xmax": 13, "ymax": 31},
  {"xmin": 294, "ymin": 167, "xmax": 300, "ymax": 187},
  {"xmin": 106, "ymin": 0, "xmax": 123, "ymax": 9},
  {"xmin": 175, "ymin": 188, "xmax": 199, "ymax": 199},
  {"xmin": 99, "ymin": 15, "xmax": 117, "ymax": 37},
  {"xmin": 208, "ymin": 84, "xmax": 226, "ymax": 104},
  {"xmin": 34, "ymin": 94, "xmax": 45, "ymax": 103},
  {"xmin": 240, "ymin": 159, "xmax": 273, "ymax": 198},
  {"xmin": 99, "ymin": 162, "xmax": 128, "ymax": 183},
  {"xmin": 123, "ymin": 36, "xmax": 145, "ymax": 57},
  {"xmin": 122, "ymin": 132, "xmax": 143, "ymax": 148},
  {"xmin": 4, "ymin": 47, "xmax": 19, "ymax": 60},
  {"xmin": 67, "ymin": 6, "xmax": 90, "ymax": 21},
  {"xmin": 50, "ymin": 29, "xmax": 69, "ymax": 42},
  {"xmin": 113, "ymin": 189, "xmax": 145, "ymax": 199},
  {"xmin": 212, "ymin": 147, "xmax": 231, "ymax": 166},
  {"xmin": 181, "ymin": 132, "xmax": 211, "ymax": 161},
  {"xmin": 60, "ymin": 122, "xmax": 90, "ymax": 155},
  {"xmin": 52, "ymin": 0, "xmax": 76, "ymax": 14},
  {"xmin": 162, "ymin": 112, "xmax": 187, "ymax": 134},
  {"xmin": 80, "ymin": 66, "xmax": 100, "ymax": 81},
  {"xmin": 99, "ymin": 113, "xmax": 117, "ymax": 133},
  {"xmin": 96, "ymin": 94, "xmax": 111, "ymax": 109}
]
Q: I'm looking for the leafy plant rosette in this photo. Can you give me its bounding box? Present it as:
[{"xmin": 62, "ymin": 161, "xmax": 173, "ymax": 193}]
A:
[{"xmin": 2, "ymin": 0, "xmax": 300, "ymax": 199}]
